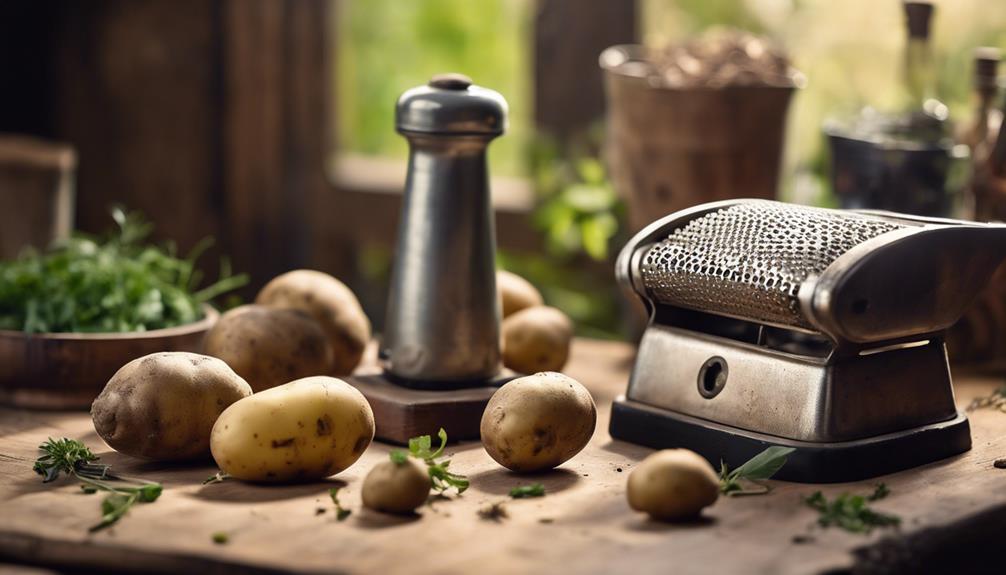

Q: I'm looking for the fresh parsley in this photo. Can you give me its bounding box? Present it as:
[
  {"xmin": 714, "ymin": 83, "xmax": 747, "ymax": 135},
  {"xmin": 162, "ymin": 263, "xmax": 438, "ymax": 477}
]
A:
[
  {"xmin": 719, "ymin": 446, "xmax": 795, "ymax": 496},
  {"xmin": 329, "ymin": 487, "xmax": 351, "ymax": 521},
  {"xmin": 33, "ymin": 437, "xmax": 163, "ymax": 531},
  {"xmin": 202, "ymin": 471, "xmax": 231, "ymax": 485},
  {"xmin": 509, "ymin": 484, "xmax": 546, "ymax": 499},
  {"xmin": 405, "ymin": 428, "xmax": 469, "ymax": 495},
  {"xmin": 0, "ymin": 206, "xmax": 247, "ymax": 333},
  {"xmin": 211, "ymin": 531, "xmax": 230, "ymax": 544},
  {"xmin": 803, "ymin": 484, "xmax": 900, "ymax": 534}
]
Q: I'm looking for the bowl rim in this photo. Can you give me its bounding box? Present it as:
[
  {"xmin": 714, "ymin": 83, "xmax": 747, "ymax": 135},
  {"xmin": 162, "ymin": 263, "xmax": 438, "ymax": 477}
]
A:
[{"xmin": 0, "ymin": 304, "xmax": 219, "ymax": 341}]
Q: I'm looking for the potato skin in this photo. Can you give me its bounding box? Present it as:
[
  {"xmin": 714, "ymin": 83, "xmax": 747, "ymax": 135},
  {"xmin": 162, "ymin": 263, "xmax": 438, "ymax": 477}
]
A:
[
  {"xmin": 497, "ymin": 270, "xmax": 543, "ymax": 318},
  {"xmin": 91, "ymin": 352, "xmax": 252, "ymax": 461},
  {"xmin": 361, "ymin": 458, "xmax": 432, "ymax": 514},
  {"xmin": 203, "ymin": 304, "xmax": 333, "ymax": 392},
  {"xmin": 210, "ymin": 376, "xmax": 374, "ymax": 483},
  {"xmin": 480, "ymin": 372, "xmax": 596, "ymax": 472},
  {"xmin": 256, "ymin": 270, "xmax": 371, "ymax": 375},
  {"xmin": 627, "ymin": 449, "xmax": 719, "ymax": 521},
  {"xmin": 501, "ymin": 306, "xmax": 573, "ymax": 374}
]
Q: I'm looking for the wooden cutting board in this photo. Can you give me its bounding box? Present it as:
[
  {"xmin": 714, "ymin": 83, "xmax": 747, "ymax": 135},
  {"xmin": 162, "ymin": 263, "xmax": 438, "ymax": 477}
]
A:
[{"xmin": 0, "ymin": 339, "xmax": 1004, "ymax": 575}]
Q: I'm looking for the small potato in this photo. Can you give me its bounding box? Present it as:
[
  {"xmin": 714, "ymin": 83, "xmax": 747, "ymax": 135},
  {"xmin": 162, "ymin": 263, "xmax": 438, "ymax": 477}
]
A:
[
  {"xmin": 256, "ymin": 269, "xmax": 371, "ymax": 375},
  {"xmin": 91, "ymin": 352, "xmax": 252, "ymax": 461},
  {"xmin": 627, "ymin": 449, "xmax": 719, "ymax": 521},
  {"xmin": 497, "ymin": 270, "xmax": 543, "ymax": 318},
  {"xmin": 501, "ymin": 306, "xmax": 573, "ymax": 374},
  {"xmin": 480, "ymin": 372, "xmax": 596, "ymax": 472},
  {"xmin": 210, "ymin": 376, "xmax": 375, "ymax": 483},
  {"xmin": 361, "ymin": 457, "xmax": 432, "ymax": 514},
  {"xmin": 203, "ymin": 304, "xmax": 333, "ymax": 392}
]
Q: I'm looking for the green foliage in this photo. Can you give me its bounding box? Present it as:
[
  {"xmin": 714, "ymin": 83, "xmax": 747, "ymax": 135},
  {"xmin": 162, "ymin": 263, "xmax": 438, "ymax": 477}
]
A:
[
  {"xmin": 0, "ymin": 207, "xmax": 247, "ymax": 334},
  {"xmin": 508, "ymin": 483, "xmax": 545, "ymax": 499},
  {"xmin": 719, "ymin": 446, "xmax": 795, "ymax": 496},
  {"xmin": 406, "ymin": 428, "xmax": 469, "ymax": 494},
  {"xmin": 329, "ymin": 487, "xmax": 352, "ymax": 521},
  {"xmin": 34, "ymin": 437, "xmax": 163, "ymax": 531},
  {"xmin": 803, "ymin": 484, "xmax": 900, "ymax": 534},
  {"xmin": 337, "ymin": 0, "xmax": 531, "ymax": 177}
]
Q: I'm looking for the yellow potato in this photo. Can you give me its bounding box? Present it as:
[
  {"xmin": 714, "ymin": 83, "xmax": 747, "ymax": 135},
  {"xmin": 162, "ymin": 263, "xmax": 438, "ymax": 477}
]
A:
[
  {"xmin": 501, "ymin": 306, "xmax": 573, "ymax": 374},
  {"xmin": 91, "ymin": 352, "xmax": 252, "ymax": 461},
  {"xmin": 497, "ymin": 270, "xmax": 543, "ymax": 318},
  {"xmin": 627, "ymin": 449, "xmax": 719, "ymax": 521},
  {"xmin": 480, "ymin": 372, "xmax": 596, "ymax": 472},
  {"xmin": 256, "ymin": 269, "xmax": 371, "ymax": 375},
  {"xmin": 203, "ymin": 304, "xmax": 334, "ymax": 392},
  {"xmin": 210, "ymin": 376, "xmax": 375, "ymax": 483},
  {"xmin": 361, "ymin": 457, "xmax": 432, "ymax": 514}
]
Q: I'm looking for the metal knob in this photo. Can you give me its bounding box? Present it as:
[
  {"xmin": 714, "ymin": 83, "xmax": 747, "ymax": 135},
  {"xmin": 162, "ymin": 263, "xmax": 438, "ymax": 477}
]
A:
[{"xmin": 380, "ymin": 74, "xmax": 508, "ymax": 386}]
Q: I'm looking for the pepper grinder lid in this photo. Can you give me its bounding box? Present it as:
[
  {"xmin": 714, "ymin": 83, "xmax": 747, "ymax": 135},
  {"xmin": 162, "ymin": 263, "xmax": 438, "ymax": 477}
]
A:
[{"xmin": 396, "ymin": 73, "xmax": 508, "ymax": 136}]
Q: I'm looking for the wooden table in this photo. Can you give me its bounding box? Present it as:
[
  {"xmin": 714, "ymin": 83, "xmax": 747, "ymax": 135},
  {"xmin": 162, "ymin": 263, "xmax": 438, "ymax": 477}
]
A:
[{"xmin": 1, "ymin": 339, "xmax": 1004, "ymax": 575}]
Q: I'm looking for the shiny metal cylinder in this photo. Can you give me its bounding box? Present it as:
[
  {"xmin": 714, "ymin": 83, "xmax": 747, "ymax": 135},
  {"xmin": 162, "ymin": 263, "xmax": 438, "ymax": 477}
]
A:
[{"xmin": 380, "ymin": 75, "xmax": 506, "ymax": 385}]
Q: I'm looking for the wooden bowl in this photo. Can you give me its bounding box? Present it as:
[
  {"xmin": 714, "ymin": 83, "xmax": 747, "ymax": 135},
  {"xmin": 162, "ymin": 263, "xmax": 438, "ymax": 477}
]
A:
[{"xmin": 0, "ymin": 307, "xmax": 218, "ymax": 410}]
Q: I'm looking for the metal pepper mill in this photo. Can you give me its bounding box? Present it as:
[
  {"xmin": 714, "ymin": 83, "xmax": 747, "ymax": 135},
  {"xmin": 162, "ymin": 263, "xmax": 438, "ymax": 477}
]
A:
[{"xmin": 351, "ymin": 74, "xmax": 511, "ymax": 443}]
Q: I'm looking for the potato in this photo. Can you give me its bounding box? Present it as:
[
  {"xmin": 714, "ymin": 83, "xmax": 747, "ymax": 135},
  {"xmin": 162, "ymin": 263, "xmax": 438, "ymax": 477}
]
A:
[
  {"xmin": 91, "ymin": 352, "xmax": 252, "ymax": 461},
  {"xmin": 203, "ymin": 304, "xmax": 333, "ymax": 392},
  {"xmin": 627, "ymin": 449, "xmax": 719, "ymax": 521},
  {"xmin": 501, "ymin": 306, "xmax": 573, "ymax": 374},
  {"xmin": 256, "ymin": 270, "xmax": 371, "ymax": 375},
  {"xmin": 480, "ymin": 372, "xmax": 596, "ymax": 472},
  {"xmin": 361, "ymin": 457, "xmax": 432, "ymax": 514},
  {"xmin": 497, "ymin": 270, "xmax": 543, "ymax": 318},
  {"xmin": 210, "ymin": 376, "xmax": 374, "ymax": 483}
]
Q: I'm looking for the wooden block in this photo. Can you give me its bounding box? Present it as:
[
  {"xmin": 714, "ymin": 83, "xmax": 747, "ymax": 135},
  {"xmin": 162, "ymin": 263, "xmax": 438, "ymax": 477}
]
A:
[{"xmin": 346, "ymin": 373, "xmax": 513, "ymax": 444}]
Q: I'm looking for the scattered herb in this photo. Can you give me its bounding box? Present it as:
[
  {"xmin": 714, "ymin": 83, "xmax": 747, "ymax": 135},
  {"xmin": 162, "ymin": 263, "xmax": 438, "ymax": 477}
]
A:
[
  {"xmin": 968, "ymin": 384, "xmax": 1006, "ymax": 413},
  {"xmin": 791, "ymin": 534, "xmax": 815, "ymax": 544},
  {"xmin": 538, "ymin": 517, "xmax": 555, "ymax": 524},
  {"xmin": 994, "ymin": 458, "xmax": 1006, "ymax": 469},
  {"xmin": 407, "ymin": 428, "xmax": 469, "ymax": 495},
  {"xmin": 389, "ymin": 450, "xmax": 408, "ymax": 464},
  {"xmin": 719, "ymin": 446, "xmax": 795, "ymax": 496},
  {"xmin": 33, "ymin": 437, "xmax": 163, "ymax": 531},
  {"xmin": 329, "ymin": 487, "xmax": 351, "ymax": 521},
  {"xmin": 211, "ymin": 531, "xmax": 229, "ymax": 544},
  {"xmin": 477, "ymin": 501, "xmax": 509, "ymax": 521},
  {"xmin": 315, "ymin": 507, "xmax": 327, "ymax": 516},
  {"xmin": 509, "ymin": 484, "xmax": 546, "ymax": 499},
  {"xmin": 803, "ymin": 485, "xmax": 901, "ymax": 534},
  {"xmin": 0, "ymin": 207, "xmax": 247, "ymax": 333},
  {"xmin": 203, "ymin": 471, "xmax": 231, "ymax": 485}
]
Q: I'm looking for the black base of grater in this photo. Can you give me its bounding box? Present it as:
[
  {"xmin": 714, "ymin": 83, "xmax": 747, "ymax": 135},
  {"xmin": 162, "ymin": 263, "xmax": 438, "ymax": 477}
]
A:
[{"xmin": 610, "ymin": 396, "xmax": 972, "ymax": 483}]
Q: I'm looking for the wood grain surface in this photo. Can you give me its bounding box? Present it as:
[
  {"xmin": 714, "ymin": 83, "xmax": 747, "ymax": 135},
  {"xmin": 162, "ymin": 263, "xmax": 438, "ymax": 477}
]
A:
[{"xmin": 0, "ymin": 339, "xmax": 1004, "ymax": 575}]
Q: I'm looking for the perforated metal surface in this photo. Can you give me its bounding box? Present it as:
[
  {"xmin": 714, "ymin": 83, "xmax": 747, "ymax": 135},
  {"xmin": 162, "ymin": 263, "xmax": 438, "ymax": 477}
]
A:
[{"xmin": 640, "ymin": 201, "xmax": 906, "ymax": 329}]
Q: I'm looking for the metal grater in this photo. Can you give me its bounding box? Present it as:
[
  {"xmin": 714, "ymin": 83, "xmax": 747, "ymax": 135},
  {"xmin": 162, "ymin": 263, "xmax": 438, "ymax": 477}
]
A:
[{"xmin": 611, "ymin": 199, "xmax": 1006, "ymax": 482}]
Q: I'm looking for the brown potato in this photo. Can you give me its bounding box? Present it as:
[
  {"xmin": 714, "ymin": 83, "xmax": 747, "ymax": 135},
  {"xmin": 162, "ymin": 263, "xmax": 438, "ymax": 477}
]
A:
[
  {"xmin": 256, "ymin": 269, "xmax": 371, "ymax": 375},
  {"xmin": 361, "ymin": 457, "xmax": 432, "ymax": 514},
  {"xmin": 497, "ymin": 270, "xmax": 543, "ymax": 318},
  {"xmin": 627, "ymin": 449, "xmax": 719, "ymax": 521},
  {"xmin": 203, "ymin": 304, "xmax": 333, "ymax": 392},
  {"xmin": 501, "ymin": 306, "xmax": 573, "ymax": 374},
  {"xmin": 91, "ymin": 352, "xmax": 252, "ymax": 461},
  {"xmin": 480, "ymin": 371, "xmax": 596, "ymax": 472}
]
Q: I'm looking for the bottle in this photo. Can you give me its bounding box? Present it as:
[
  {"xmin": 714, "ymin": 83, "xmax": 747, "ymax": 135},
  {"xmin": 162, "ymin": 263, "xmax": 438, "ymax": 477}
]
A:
[
  {"xmin": 900, "ymin": 1, "xmax": 947, "ymax": 138},
  {"xmin": 965, "ymin": 47, "xmax": 1001, "ymax": 158}
]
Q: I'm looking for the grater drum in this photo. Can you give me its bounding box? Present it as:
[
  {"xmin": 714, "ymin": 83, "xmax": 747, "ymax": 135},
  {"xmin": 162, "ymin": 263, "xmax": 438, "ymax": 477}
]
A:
[{"xmin": 611, "ymin": 199, "xmax": 1006, "ymax": 482}]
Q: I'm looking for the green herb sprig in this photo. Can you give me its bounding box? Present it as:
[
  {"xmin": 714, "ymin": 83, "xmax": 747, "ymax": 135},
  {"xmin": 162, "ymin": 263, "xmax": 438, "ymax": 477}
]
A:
[
  {"xmin": 719, "ymin": 446, "xmax": 795, "ymax": 496},
  {"xmin": 202, "ymin": 471, "xmax": 231, "ymax": 485},
  {"xmin": 329, "ymin": 487, "xmax": 352, "ymax": 521},
  {"xmin": 391, "ymin": 428, "xmax": 469, "ymax": 495},
  {"xmin": 0, "ymin": 207, "xmax": 247, "ymax": 333},
  {"xmin": 33, "ymin": 437, "xmax": 163, "ymax": 531},
  {"xmin": 509, "ymin": 484, "xmax": 546, "ymax": 499},
  {"xmin": 803, "ymin": 484, "xmax": 900, "ymax": 534},
  {"xmin": 967, "ymin": 383, "xmax": 1006, "ymax": 413}
]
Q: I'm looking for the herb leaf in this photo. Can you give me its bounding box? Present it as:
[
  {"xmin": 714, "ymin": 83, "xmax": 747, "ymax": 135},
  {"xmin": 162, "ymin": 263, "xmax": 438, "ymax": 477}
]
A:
[
  {"xmin": 719, "ymin": 446, "xmax": 794, "ymax": 496},
  {"xmin": 34, "ymin": 437, "xmax": 162, "ymax": 531},
  {"xmin": 803, "ymin": 486, "xmax": 901, "ymax": 534},
  {"xmin": 329, "ymin": 487, "xmax": 351, "ymax": 521},
  {"xmin": 389, "ymin": 451, "xmax": 408, "ymax": 464},
  {"xmin": 202, "ymin": 471, "xmax": 231, "ymax": 485},
  {"xmin": 404, "ymin": 428, "xmax": 468, "ymax": 495},
  {"xmin": 509, "ymin": 484, "xmax": 546, "ymax": 499}
]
